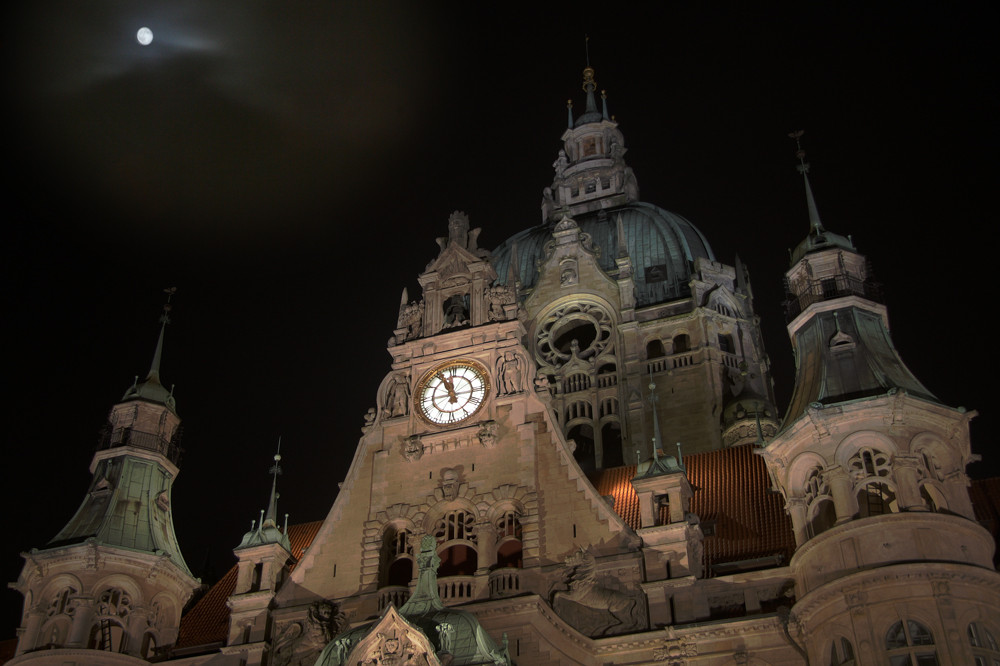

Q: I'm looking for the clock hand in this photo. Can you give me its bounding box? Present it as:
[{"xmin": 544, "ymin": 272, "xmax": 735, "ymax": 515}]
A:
[{"xmin": 440, "ymin": 374, "xmax": 459, "ymax": 403}]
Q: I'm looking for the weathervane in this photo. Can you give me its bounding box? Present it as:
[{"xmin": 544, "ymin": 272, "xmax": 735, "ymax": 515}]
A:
[
  {"xmin": 788, "ymin": 130, "xmax": 809, "ymax": 174},
  {"xmin": 160, "ymin": 287, "xmax": 177, "ymax": 325}
]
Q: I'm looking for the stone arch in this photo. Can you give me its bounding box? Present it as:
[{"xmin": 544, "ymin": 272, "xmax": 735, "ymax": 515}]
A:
[
  {"xmin": 706, "ymin": 287, "xmax": 742, "ymax": 318},
  {"xmin": 910, "ymin": 431, "xmax": 959, "ymax": 481},
  {"xmin": 787, "ymin": 451, "xmax": 829, "ymax": 497},
  {"xmin": 90, "ymin": 574, "xmax": 143, "ymax": 606},
  {"xmin": 37, "ymin": 615, "xmax": 72, "ymax": 648},
  {"xmin": 834, "ymin": 430, "xmax": 899, "ymax": 470}
]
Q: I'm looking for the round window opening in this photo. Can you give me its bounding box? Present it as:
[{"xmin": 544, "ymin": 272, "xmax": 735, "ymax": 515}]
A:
[{"xmin": 551, "ymin": 317, "xmax": 598, "ymax": 354}]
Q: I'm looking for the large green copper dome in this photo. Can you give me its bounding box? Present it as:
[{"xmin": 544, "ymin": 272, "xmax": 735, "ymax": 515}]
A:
[{"xmin": 491, "ymin": 201, "xmax": 715, "ymax": 307}]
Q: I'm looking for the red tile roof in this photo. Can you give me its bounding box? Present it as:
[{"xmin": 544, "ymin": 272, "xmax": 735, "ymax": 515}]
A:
[
  {"xmin": 176, "ymin": 520, "xmax": 323, "ymax": 649},
  {"xmin": 590, "ymin": 445, "xmax": 796, "ymax": 573}
]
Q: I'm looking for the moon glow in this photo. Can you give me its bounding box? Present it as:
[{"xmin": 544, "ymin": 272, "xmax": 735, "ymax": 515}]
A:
[{"xmin": 137, "ymin": 27, "xmax": 153, "ymax": 46}]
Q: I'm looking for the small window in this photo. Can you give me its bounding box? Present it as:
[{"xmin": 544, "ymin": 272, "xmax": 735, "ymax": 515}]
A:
[
  {"xmin": 646, "ymin": 339, "xmax": 666, "ymax": 359},
  {"xmin": 673, "ymin": 334, "xmax": 690, "ymax": 353},
  {"xmin": 969, "ymin": 621, "xmax": 1000, "ymax": 665},
  {"xmin": 885, "ymin": 620, "xmax": 938, "ymax": 665},
  {"xmin": 718, "ymin": 333, "xmax": 735, "ymax": 354},
  {"xmin": 829, "ymin": 636, "xmax": 855, "ymax": 665}
]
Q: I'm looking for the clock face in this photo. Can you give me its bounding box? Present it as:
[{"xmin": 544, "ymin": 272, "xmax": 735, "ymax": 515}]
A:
[{"xmin": 417, "ymin": 361, "xmax": 489, "ymax": 425}]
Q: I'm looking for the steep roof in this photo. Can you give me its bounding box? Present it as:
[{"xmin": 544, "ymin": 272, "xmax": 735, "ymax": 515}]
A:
[
  {"xmin": 590, "ymin": 444, "xmax": 796, "ymax": 573},
  {"xmin": 176, "ymin": 520, "xmax": 322, "ymax": 649}
]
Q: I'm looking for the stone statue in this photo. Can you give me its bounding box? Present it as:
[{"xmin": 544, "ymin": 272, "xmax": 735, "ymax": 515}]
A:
[
  {"xmin": 551, "ymin": 548, "xmax": 644, "ymax": 636},
  {"xmin": 443, "ymin": 294, "xmax": 469, "ymax": 328},
  {"xmin": 435, "ymin": 622, "xmax": 455, "ymax": 653},
  {"xmin": 386, "ymin": 376, "xmax": 410, "ymax": 418},
  {"xmin": 497, "ymin": 352, "xmax": 523, "ymax": 394},
  {"xmin": 485, "ymin": 284, "xmax": 515, "ymax": 321},
  {"xmin": 553, "ymin": 149, "xmax": 568, "ymax": 177}
]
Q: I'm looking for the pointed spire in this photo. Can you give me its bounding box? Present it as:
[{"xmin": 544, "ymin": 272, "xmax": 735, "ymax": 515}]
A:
[
  {"xmin": 236, "ymin": 438, "xmax": 291, "ymax": 551},
  {"xmin": 145, "ymin": 287, "xmax": 177, "ymax": 383},
  {"xmin": 264, "ymin": 437, "xmax": 282, "ymax": 526},
  {"xmin": 566, "ymin": 99, "xmax": 574, "ymax": 129},
  {"xmin": 788, "ymin": 130, "xmax": 824, "ymax": 236},
  {"xmin": 601, "ymin": 89, "xmax": 609, "ymax": 121}
]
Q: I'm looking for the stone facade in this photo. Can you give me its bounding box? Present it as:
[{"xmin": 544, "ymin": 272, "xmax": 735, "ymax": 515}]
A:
[{"xmin": 8, "ymin": 68, "xmax": 1000, "ymax": 666}]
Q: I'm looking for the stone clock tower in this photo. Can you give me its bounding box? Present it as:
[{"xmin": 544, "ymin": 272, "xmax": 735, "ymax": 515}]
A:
[{"xmin": 267, "ymin": 210, "xmax": 650, "ymax": 665}]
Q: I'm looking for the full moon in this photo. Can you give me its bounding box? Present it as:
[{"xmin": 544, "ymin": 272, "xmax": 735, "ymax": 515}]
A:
[{"xmin": 137, "ymin": 27, "xmax": 153, "ymax": 46}]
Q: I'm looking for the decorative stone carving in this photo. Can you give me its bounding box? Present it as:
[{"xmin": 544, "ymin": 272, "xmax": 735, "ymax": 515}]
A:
[
  {"xmin": 401, "ymin": 435, "xmax": 424, "ymax": 462},
  {"xmin": 397, "ymin": 301, "xmax": 423, "ymax": 340},
  {"xmin": 272, "ymin": 601, "xmax": 345, "ymax": 666},
  {"xmin": 385, "ymin": 375, "xmax": 410, "ymax": 418},
  {"xmin": 440, "ymin": 468, "xmax": 460, "ymax": 501},
  {"xmin": 435, "ymin": 622, "xmax": 454, "ymax": 653},
  {"xmin": 559, "ymin": 258, "xmax": 578, "ymax": 286},
  {"xmin": 496, "ymin": 352, "xmax": 523, "ymax": 395},
  {"xmin": 652, "ymin": 636, "xmax": 697, "ymax": 663},
  {"xmin": 365, "ymin": 408, "xmax": 377, "ymax": 426},
  {"xmin": 478, "ymin": 421, "xmax": 499, "ymax": 449},
  {"xmin": 551, "ymin": 548, "xmax": 645, "ymax": 636},
  {"xmin": 485, "ymin": 284, "xmax": 516, "ymax": 321}
]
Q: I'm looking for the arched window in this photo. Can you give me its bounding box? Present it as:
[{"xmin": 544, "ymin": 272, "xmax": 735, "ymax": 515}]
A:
[
  {"xmin": 857, "ymin": 482, "xmax": 896, "ymax": 517},
  {"xmin": 646, "ymin": 339, "xmax": 665, "ymax": 359},
  {"xmin": 380, "ymin": 525, "xmax": 414, "ymax": 587},
  {"xmin": 672, "ymin": 334, "xmax": 690, "ymax": 353},
  {"xmin": 494, "ymin": 509, "xmax": 523, "ymax": 569},
  {"xmin": 829, "ymin": 636, "xmax": 855, "ymax": 665},
  {"xmin": 885, "ymin": 620, "xmax": 938, "ymax": 665},
  {"xmin": 47, "ymin": 586, "xmax": 77, "ymax": 618},
  {"xmin": 91, "ymin": 587, "xmax": 133, "ymax": 652},
  {"xmin": 433, "ymin": 509, "xmax": 478, "ymax": 576},
  {"xmin": 969, "ymin": 621, "xmax": 1000, "ymax": 665}
]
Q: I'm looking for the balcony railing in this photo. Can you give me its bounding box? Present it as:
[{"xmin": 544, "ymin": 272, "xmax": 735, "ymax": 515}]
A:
[
  {"xmin": 488, "ymin": 569, "xmax": 521, "ymax": 598},
  {"xmin": 438, "ymin": 575, "xmax": 479, "ymax": 604},
  {"xmin": 97, "ymin": 427, "xmax": 182, "ymax": 466},
  {"xmin": 784, "ymin": 274, "xmax": 883, "ymax": 322},
  {"xmin": 377, "ymin": 586, "xmax": 411, "ymax": 611}
]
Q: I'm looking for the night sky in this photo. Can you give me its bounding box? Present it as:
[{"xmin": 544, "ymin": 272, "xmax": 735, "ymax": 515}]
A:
[{"xmin": 2, "ymin": 3, "xmax": 996, "ymax": 638}]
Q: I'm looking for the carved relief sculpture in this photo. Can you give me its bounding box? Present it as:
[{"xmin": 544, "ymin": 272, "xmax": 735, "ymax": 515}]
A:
[
  {"xmin": 401, "ymin": 435, "xmax": 424, "ymax": 462},
  {"xmin": 477, "ymin": 421, "xmax": 499, "ymax": 449},
  {"xmin": 551, "ymin": 548, "xmax": 645, "ymax": 636}
]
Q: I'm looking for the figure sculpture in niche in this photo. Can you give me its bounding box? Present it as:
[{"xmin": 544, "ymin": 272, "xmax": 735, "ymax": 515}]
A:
[
  {"xmin": 442, "ymin": 294, "xmax": 470, "ymax": 328},
  {"xmin": 386, "ymin": 376, "xmax": 410, "ymax": 418},
  {"xmin": 498, "ymin": 352, "xmax": 523, "ymax": 394}
]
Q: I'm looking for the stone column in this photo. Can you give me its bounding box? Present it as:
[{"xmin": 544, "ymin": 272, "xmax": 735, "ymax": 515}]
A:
[
  {"xmin": 17, "ymin": 604, "xmax": 47, "ymax": 654},
  {"xmin": 825, "ymin": 466, "xmax": 856, "ymax": 524},
  {"xmin": 476, "ymin": 522, "xmax": 496, "ymax": 574},
  {"xmin": 67, "ymin": 596, "xmax": 96, "ymax": 648},
  {"xmin": 942, "ymin": 472, "xmax": 975, "ymax": 519},
  {"xmin": 786, "ymin": 497, "xmax": 809, "ymax": 547},
  {"xmin": 125, "ymin": 605, "xmax": 150, "ymax": 657},
  {"xmin": 892, "ymin": 454, "xmax": 926, "ymax": 511}
]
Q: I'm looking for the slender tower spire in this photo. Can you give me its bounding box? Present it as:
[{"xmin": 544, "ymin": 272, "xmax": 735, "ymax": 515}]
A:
[{"xmin": 788, "ymin": 130, "xmax": 824, "ymax": 236}]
